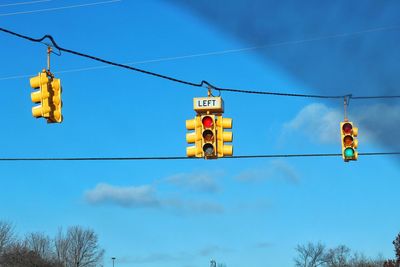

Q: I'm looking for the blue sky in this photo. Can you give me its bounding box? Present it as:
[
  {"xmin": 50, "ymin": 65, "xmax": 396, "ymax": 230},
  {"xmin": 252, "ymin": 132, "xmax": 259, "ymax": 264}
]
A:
[{"xmin": 0, "ymin": 1, "xmax": 399, "ymax": 267}]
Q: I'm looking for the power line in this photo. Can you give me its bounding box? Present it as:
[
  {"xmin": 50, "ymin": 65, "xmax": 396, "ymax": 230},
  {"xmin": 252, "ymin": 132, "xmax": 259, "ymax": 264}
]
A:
[
  {"xmin": 0, "ymin": 152, "xmax": 398, "ymax": 161},
  {"xmin": 3, "ymin": 25, "xmax": 400, "ymax": 81},
  {"xmin": 0, "ymin": 0, "xmax": 121, "ymax": 17},
  {"xmin": 1, "ymin": 27, "xmax": 400, "ymax": 100},
  {"xmin": 0, "ymin": 0, "xmax": 51, "ymax": 8}
]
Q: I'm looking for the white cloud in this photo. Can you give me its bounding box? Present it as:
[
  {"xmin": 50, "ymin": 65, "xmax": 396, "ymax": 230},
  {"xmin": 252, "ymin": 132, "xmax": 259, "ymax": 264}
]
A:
[
  {"xmin": 235, "ymin": 160, "xmax": 300, "ymax": 183},
  {"xmin": 85, "ymin": 183, "xmax": 159, "ymax": 207},
  {"xmin": 85, "ymin": 183, "xmax": 223, "ymax": 214},
  {"xmin": 165, "ymin": 172, "xmax": 220, "ymax": 193},
  {"xmin": 165, "ymin": 199, "xmax": 224, "ymax": 214},
  {"xmin": 283, "ymin": 103, "xmax": 341, "ymax": 144}
]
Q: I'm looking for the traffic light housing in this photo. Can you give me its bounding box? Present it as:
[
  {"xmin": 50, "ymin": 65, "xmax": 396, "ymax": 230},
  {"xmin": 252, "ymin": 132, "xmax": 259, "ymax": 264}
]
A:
[
  {"xmin": 30, "ymin": 70, "xmax": 63, "ymax": 123},
  {"xmin": 186, "ymin": 115, "xmax": 203, "ymax": 157},
  {"xmin": 340, "ymin": 121, "xmax": 358, "ymax": 161},
  {"xmin": 201, "ymin": 115, "xmax": 217, "ymax": 159},
  {"xmin": 216, "ymin": 115, "xmax": 233, "ymax": 157}
]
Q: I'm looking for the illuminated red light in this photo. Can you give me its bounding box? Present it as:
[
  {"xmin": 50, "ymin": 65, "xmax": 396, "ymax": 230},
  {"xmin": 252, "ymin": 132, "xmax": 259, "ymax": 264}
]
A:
[{"xmin": 202, "ymin": 116, "xmax": 213, "ymax": 128}]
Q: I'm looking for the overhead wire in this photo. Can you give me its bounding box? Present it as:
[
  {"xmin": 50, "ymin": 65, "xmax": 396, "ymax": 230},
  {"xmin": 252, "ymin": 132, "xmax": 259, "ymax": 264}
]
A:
[
  {"xmin": 0, "ymin": 0, "xmax": 52, "ymax": 8},
  {"xmin": 1, "ymin": 27, "xmax": 400, "ymax": 100},
  {"xmin": 0, "ymin": 152, "xmax": 399, "ymax": 161},
  {"xmin": 0, "ymin": 0, "xmax": 121, "ymax": 17},
  {"xmin": 2, "ymin": 25, "xmax": 399, "ymax": 81}
]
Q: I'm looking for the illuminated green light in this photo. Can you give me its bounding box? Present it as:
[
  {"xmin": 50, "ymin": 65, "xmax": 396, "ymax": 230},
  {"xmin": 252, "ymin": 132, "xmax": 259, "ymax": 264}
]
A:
[{"xmin": 344, "ymin": 148, "xmax": 355, "ymax": 158}]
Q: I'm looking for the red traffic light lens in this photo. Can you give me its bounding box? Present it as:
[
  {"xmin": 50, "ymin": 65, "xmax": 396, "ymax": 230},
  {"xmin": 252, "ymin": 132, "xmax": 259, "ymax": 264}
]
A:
[
  {"xmin": 342, "ymin": 122, "xmax": 353, "ymax": 134},
  {"xmin": 202, "ymin": 116, "xmax": 214, "ymax": 128},
  {"xmin": 203, "ymin": 129, "xmax": 214, "ymax": 142}
]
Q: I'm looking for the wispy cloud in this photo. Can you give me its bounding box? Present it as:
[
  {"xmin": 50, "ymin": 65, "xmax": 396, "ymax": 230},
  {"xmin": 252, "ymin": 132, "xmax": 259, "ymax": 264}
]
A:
[
  {"xmin": 197, "ymin": 245, "xmax": 233, "ymax": 257},
  {"xmin": 282, "ymin": 103, "xmax": 341, "ymax": 144},
  {"xmin": 164, "ymin": 171, "xmax": 221, "ymax": 193},
  {"xmin": 85, "ymin": 183, "xmax": 223, "ymax": 214},
  {"xmin": 235, "ymin": 160, "xmax": 300, "ymax": 184},
  {"xmin": 255, "ymin": 242, "xmax": 273, "ymax": 248},
  {"xmin": 85, "ymin": 183, "xmax": 159, "ymax": 208}
]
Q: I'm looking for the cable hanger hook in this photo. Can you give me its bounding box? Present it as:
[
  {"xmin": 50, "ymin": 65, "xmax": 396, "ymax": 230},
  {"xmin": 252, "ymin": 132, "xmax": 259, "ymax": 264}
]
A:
[
  {"xmin": 207, "ymin": 85, "xmax": 213, "ymax": 97},
  {"xmin": 343, "ymin": 94, "xmax": 352, "ymax": 121},
  {"xmin": 46, "ymin": 46, "xmax": 54, "ymax": 77}
]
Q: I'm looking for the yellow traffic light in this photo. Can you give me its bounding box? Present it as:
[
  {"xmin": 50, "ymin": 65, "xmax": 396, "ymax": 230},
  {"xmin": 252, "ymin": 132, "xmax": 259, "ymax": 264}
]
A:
[
  {"xmin": 186, "ymin": 115, "xmax": 203, "ymax": 157},
  {"xmin": 201, "ymin": 114, "xmax": 217, "ymax": 159},
  {"xmin": 340, "ymin": 121, "xmax": 358, "ymax": 161},
  {"xmin": 216, "ymin": 115, "xmax": 233, "ymax": 157},
  {"xmin": 30, "ymin": 71, "xmax": 50, "ymax": 119},
  {"xmin": 29, "ymin": 71, "xmax": 63, "ymax": 123}
]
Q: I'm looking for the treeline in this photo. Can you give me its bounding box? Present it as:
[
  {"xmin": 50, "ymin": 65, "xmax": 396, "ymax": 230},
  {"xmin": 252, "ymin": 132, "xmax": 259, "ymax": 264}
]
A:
[
  {"xmin": 294, "ymin": 232, "xmax": 400, "ymax": 267},
  {"xmin": 0, "ymin": 221, "xmax": 104, "ymax": 267}
]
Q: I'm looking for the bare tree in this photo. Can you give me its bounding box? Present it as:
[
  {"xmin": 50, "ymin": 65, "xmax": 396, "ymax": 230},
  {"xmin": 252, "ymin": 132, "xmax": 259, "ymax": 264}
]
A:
[
  {"xmin": 25, "ymin": 232, "xmax": 52, "ymax": 260},
  {"xmin": 294, "ymin": 242, "xmax": 327, "ymax": 267},
  {"xmin": 66, "ymin": 226, "xmax": 104, "ymax": 267},
  {"xmin": 295, "ymin": 242, "xmax": 383, "ymax": 267},
  {"xmin": 55, "ymin": 228, "xmax": 69, "ymax": 266},
  {"xmin": 0, "ymin": 241, "xmax": 62, "ymax": 267},
  {"xmin": 348, "ymin": 252, "xmax": 383, "ymax": 267},
  {"xmin": 324, "ymin": 245, "xmax": 351, "ymax": 267},
  {"xmin": 0, "ymin": 221, "xmax": 14, "ymax": 254}
]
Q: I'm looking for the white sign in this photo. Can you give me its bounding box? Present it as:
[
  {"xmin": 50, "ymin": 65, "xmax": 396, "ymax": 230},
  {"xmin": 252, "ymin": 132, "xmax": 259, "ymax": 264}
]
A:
[{"xmin": 193, "ymin": 97, "xmax": 224, "ymax": 113}]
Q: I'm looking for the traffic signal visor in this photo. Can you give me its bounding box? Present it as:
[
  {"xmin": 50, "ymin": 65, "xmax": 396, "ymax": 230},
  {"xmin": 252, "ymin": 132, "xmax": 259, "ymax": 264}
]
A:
[
  {"xmin": 216, "ymin": 116, "xmax": 233, "ymax": 157},
  {"xmin": 30, "ymin": 72, "xmax": 51, "ymax": 118},
  {"xmin": 186, "ymin": 116, "xmax": 203, "ymax": 157}
]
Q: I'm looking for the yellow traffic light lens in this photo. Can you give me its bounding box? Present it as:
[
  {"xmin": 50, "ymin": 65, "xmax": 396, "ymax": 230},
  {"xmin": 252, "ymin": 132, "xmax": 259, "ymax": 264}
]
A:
[
  {"xmin": 343, "ymin": 135, "xmax": 354, "ymax": 146},
  {"xmin": 203, "ymin": 143, "xmax": 215, "ymax": 155},
  {"xmin": 203, "ymin": 129, "xmax": 214, "ymax": 142}
]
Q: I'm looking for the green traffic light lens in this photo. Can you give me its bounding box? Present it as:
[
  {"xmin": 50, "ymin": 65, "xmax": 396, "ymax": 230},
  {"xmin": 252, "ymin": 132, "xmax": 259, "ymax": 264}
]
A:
[
  {"xmin": 203, "ymin": 143, "xmax": 214, "ymax": 155},
  {"xmin": 344, "ymin": 148, "xmax": 355, "ymax": 158}
]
